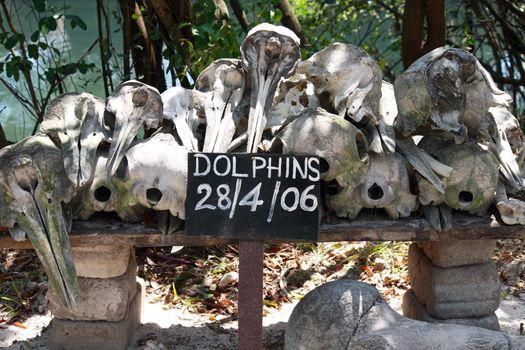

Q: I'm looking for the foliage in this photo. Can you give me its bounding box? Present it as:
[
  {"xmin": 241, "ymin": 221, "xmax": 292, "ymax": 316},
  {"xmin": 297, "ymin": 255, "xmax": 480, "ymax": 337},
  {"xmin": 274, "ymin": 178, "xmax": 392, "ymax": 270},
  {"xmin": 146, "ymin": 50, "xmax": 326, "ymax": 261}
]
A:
[{"xmin": 0, "ymin": 0, "xmax": 523, "ymax": 143}]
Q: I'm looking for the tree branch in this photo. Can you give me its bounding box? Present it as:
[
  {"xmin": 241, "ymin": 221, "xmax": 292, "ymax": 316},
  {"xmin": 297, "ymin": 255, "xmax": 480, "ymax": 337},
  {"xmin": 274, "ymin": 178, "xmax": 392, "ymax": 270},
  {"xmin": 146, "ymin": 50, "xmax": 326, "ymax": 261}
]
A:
[
  {"xmin": 229, "ymin": 0, "xmax": 249, "ymax": 33},
  {"xmin": 276, "ymin": 0, "xmax": 308, "ymax": 48}
]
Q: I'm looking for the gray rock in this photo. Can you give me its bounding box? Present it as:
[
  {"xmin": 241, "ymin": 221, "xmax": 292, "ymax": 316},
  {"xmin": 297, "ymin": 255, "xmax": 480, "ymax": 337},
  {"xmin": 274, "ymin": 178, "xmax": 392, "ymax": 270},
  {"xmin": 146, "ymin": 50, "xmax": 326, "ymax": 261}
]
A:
[
  {"xmin": 402, "ymin": 289, "xmax": 501, "ymax": 331},
  {"xmin": 416, "ymin": 240, "xmax": 496, "ymax": 268},
  {"xmin": 285, "ymin": 279, "xmax": 521, "ymax": 350},
  {"xmin": 47, "ymin": 252, "xmax": 137, "ymax": 321},
  {"xmin": 408, "ymin": 244, "xmax": 501, "ymax": 319},
  {"xmin": 73, "ymin": 245, "xmax": 133, "ymax": 278},
  {"xmin": 49, "ymin": 282, "xmax": 142, "ymax": 350}
]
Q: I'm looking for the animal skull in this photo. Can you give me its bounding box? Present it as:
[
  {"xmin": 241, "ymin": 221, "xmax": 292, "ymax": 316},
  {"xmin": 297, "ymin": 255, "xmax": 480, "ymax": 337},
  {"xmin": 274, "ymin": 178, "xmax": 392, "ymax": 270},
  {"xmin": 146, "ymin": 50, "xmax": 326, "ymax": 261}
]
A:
[
  {"xmin": 39, "ymin": 93, "xmax": 111, "ymax": 187},
  {"xmin": 124, "ymin": 133, "xmax": 187, "ymax": 220},
  {"xmin": 195, "ymin": 58, "xmax": 245, "ymax": 152},
  {"xmin": 272, "ymin": 108, "xmax": 370, "ymax": 218},
  {"xmin": 268, "ymin": 73, "xmax": 320, "ymax": 129},
  {"xmin": 241, "ymin": 23, "xmax": 300, "ymax": 152},
  {"xmin": 0, "ymin": 134, "xmax": 79, "ymax": 309},
  {"xmin": 418, "ymin": 136, "xmax": 499, "ymax": 216},
  {"xmin": 296, "ymin": 42, "xmax": 382, "ymax": 123},
  {"xmin": 71, "ymin": 147, "xmax": 144, "ymax": 222},
  {"xmin": 106, "ymin": 80, "xmax": 163, "ymax": 175},
  {"xmin": 286, "ymin": 280, "xmax": 524, "ymax": 350},
  {"xmin": 330, "ymin": 153, "xmax": 417, "ymax": 219},
  {"xmin": 394, "ymin": 47, "xmax": 524, "ymax": 189}
]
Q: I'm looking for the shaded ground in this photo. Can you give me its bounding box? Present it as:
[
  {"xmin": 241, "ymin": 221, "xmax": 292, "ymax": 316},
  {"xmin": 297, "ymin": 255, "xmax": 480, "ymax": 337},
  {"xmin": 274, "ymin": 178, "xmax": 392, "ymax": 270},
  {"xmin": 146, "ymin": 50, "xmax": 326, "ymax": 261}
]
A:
[{"xmin": 1, "ymin": 240, "xmax": 524, "ymax": 349}]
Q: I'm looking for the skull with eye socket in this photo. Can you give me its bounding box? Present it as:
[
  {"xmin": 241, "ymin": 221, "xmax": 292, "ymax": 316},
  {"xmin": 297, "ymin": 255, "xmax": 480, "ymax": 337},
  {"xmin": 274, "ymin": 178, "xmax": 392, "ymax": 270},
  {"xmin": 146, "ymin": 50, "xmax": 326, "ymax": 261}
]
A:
[
  {"xmin": 272, "ymin": 107, "xmax": 370, "ymax": 218},
  {"xmin": 417, "ymin": 135, "xmax": 499, "ymax": 216}
]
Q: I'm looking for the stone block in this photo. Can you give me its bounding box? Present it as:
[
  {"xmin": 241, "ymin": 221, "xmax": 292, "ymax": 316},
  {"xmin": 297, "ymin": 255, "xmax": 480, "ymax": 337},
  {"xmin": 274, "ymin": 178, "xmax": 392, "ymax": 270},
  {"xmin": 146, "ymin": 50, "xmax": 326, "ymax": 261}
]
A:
[
  {"xmin": 73, "ymin": 245, "xmax": 133, "ymax": 278},
  {"xmin": 49, "ymin": 282, "xmax": 142, "ymax": 350},
  {"xmin": 47, "ymin": 252, "xmax": 137, "ymax": 321},
  {"xmin": 402, "ymin": 289, "xmax": 501, "ymax": 331},
  {"xmin": 416, "ymin": 239, "xmax": 496, "ymax": 268},
  {"xmin": 408, "ymin": 244, "xmax": 500, "ymax": 319}
]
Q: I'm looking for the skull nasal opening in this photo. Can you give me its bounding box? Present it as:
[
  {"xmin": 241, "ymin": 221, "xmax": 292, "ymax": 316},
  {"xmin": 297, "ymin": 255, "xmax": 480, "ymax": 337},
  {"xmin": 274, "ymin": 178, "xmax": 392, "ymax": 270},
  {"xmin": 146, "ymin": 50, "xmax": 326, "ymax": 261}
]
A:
[
  {"xmin": 94, "ymin": 186, "xmax": 112, "ymax": 202},
  {"xmin": 368, "ymin": 183, "xmax": 384, "ymax": 200},
  {"xmin": 146, "ymin": 188, "xmax": 163, "ymax": 206},
  {"xmin": 459, "ymin": 191, "xmax": 473, "ymax": 204}
]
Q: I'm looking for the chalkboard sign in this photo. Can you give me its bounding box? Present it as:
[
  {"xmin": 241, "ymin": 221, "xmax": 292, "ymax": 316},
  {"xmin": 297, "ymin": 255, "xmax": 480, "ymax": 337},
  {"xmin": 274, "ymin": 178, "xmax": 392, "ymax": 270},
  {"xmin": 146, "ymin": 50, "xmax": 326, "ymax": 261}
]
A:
[{"xmin": 185, "ymin": 153, "xmax": 320, "ymax": 241}]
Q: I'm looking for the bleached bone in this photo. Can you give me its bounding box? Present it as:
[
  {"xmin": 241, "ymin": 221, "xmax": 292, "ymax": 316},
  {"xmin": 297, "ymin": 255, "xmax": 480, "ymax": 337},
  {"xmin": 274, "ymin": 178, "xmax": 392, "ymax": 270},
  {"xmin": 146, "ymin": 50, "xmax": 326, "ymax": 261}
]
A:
[
  {"xmin": 125, "ymin": 133, "xmax": 187, "ymax": 221},
  {"xmin": 39, "ymin": 93, "xmax": 111, "ymax": 187},
  {"xmin": 195, "ymin": 58, "xmax": 245, "ymax": 152},
  {"xmin": 241, "ymin": 23, "xmax": 300, "ymax": 152},
  {"xmin": 395, "ymin": 47, "xmax": 524, "ymax": 189},
  {"xmin": 396, "ymin": 137, "xmax": 452, "ymax": 194},
  {"xmin": 72, "ymin": 147, "xmax": 144, "ymax": 222},
  {"xmin": 377, "ymin": 81, "xmax": 397, "ymax": 153},
  {"xmin": 286, "ymin": 280, "xmax": 525, "ymax": 350},
  {"xmin": 269, "ymin": 73, "xmax": 320, "ymax": 127},
  {"xmin": 418, "ymin": 136, "xmax": 499, "ymax": 216},
  {"xmin": 297, "ymin": 42, "xmax": 382, "ymax": 123},
  {"xmin": 328, "ymin": 153, "xmax": 417, "ymax": 219},
  {"xmin": 161, "ymin": 87, "xmax": 204, "ymax": 152},
  {"xmin": 495, "ymin": 182, "xmax": 525, "ymax": 225},
  {"xmin": 106, "ymin": 80, "xmax": 163, "ymax": 175},
  {"xmin": 0, "ymin": 134, "xmax": 79, "ymax": 310},
  {"xmin": 273, "ymin": 107, "xmax": 370, "ymax": 219}
]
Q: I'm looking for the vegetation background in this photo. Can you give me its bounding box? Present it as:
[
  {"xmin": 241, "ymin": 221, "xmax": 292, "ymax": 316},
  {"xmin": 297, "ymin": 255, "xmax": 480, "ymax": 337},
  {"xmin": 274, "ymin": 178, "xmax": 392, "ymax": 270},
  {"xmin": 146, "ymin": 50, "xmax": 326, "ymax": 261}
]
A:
[{"xmin": 0, "ymin": 0, "xmax": 523, "ymax": 148}]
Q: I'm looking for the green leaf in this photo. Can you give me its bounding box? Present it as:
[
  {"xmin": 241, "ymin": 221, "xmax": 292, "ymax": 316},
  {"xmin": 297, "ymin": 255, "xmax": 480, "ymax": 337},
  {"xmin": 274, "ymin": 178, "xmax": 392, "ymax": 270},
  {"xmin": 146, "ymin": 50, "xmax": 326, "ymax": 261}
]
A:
[
  {"xmin": 38, "ymin": 17, "xmax": 57, "ymax": 34},
  {"xmin": 131, "ymin": 13, "xmax": 139, "ymax": 20},
  {"xmin": 67, "ymin": 15, "xmax": 87, "ymax": 30},
  {"xmin": 28, "ymin": 44, "xmax": 39, "ymax": 59},
  {"xmin": 30, "ymin": 30, "xmax": 40, "ymax": 42},
  {"xmin": 32, "ymin": 0, "xmax": 46, "ymax": 12},
  {"xmin": 4, "ymin": 35, "xmax": 18, "ymax": 50}
]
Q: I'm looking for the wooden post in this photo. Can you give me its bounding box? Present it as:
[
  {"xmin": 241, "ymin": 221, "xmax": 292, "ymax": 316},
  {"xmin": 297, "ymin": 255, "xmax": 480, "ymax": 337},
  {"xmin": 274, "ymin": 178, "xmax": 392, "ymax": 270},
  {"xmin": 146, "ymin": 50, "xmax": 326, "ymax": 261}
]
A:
[{"xmin": 238, "ymin": 241, "xmax": 264, "ymax": 350}]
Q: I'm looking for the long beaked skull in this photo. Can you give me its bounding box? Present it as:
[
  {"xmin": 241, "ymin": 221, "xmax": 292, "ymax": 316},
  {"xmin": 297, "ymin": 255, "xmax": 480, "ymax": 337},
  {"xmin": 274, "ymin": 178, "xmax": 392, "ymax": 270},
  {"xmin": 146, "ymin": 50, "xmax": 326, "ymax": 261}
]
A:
[
  {"xmin": 195, "ymin": 59, "xmax": 245, "ymax": 152},
  {"xmin": 161, "ymin": 87, "xmax": 205, "ymax": 152},
  {"xmin": 106, "ymin": 80, "xmax": 163, "ymax": 175},
  {"xmin": 296, "ymin": 42, "xmax": 382, "ymax": 124},
  {"xmin": 273, "ymin": 108, "xmax": 370, "ymax": 218},
  {"xmin": 39, "ymin": 93, "xmax": 111, "ymax": 187},
  {"xmin": 241, "ymin": 23, "xmax": 300, "ymax": 152},
  {"xmin": 395, "ymin": 47, "xmax": 524, "ymax": 189},
  {"xmin": 332, "ymin": 153, "xmax": 418, "ymax": 219},
  {"xmin": 418, "ymin": 136, "xmax": 499, "ymax": 216},
  {"xmin": 0, "ymin": 134, "xmax": 79, "ymax": 309},
  {"xmin": 124, "ymin": 133, "xmax": 187, "ymax": 220}
]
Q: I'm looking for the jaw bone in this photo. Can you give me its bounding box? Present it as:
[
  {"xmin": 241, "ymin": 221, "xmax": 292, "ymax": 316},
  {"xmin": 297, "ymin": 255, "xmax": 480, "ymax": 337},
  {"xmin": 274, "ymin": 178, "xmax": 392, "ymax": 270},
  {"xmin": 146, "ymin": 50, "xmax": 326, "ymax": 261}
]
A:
[
  {"xmin": 39, "ymin": 93, "xmax": 111, "ymax": 187},
  {"xmin": 0, "ymin": 134, "xmax": 79, "ymax": 309},
  {"xmin": 195, "ymin": 59, "xmax": 245, "ymax": 152},
  {"xmin": 106, "ymin": 80, "xmax": 163, "ymax": 176},
  {"xmin": 241, "ymin": 23, "xmax": 300, "ymax": 152}
]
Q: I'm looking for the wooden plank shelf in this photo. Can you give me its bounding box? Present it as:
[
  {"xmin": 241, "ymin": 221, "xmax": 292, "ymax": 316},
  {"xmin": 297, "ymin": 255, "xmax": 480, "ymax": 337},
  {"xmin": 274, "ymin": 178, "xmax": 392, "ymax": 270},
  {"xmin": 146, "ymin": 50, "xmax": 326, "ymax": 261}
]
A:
[{"xmin": 1, "ymin": 212, "xmax": 523, "ymax": 249}]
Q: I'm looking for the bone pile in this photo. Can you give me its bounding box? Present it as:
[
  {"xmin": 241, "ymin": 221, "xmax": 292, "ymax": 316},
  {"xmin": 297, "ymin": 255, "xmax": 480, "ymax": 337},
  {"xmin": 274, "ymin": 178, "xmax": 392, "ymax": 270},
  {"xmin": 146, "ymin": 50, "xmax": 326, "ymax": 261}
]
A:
[{"xmin": 1, "ymin": 23, "xmax": 524, "ymax": 308}]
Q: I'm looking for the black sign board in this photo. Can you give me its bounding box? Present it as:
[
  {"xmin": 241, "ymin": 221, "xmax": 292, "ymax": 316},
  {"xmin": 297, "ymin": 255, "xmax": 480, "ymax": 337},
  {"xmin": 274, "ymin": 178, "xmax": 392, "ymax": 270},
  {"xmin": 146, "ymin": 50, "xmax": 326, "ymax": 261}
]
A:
[{"xmin": 185, "ymin": 153, "xmax": 320, "ymax": 241}]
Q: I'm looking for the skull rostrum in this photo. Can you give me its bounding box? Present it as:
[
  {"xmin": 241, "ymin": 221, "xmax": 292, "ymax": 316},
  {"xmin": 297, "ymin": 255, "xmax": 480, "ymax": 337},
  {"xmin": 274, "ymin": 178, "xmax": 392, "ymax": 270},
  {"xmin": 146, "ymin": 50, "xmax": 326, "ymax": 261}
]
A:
[
  {"xmin": 417, "ymin": 136, "xmax": 499, "ymax": 216},
  {"xmin": 195, "ymin": 58, "xmax": 246, "ymax": 153},
  {"xmin": 0, "ymin": 134, "xmax": 79, "ymax": 309},
  {"xmin": 272, "ymin": 108, "xmax": 370, "ymax": 218},
  {"xmin": 105, "ymin": 80, "xmax": 163, "ymax": 175},
  {"xmin": 241, "ymin": 23, "xmax": 301, "ymax": 152},
  {"xmin": 296, "ymin": 42, "xmax": 382, "ymax": 124}
]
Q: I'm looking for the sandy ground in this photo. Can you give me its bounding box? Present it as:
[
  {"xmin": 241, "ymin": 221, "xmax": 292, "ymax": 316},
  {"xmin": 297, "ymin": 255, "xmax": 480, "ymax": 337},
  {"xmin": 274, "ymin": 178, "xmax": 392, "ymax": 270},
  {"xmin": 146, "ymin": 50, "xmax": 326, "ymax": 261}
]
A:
[{"xmin": 1, "ymin": 292, "xmax": 523, "ymax": 350}]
